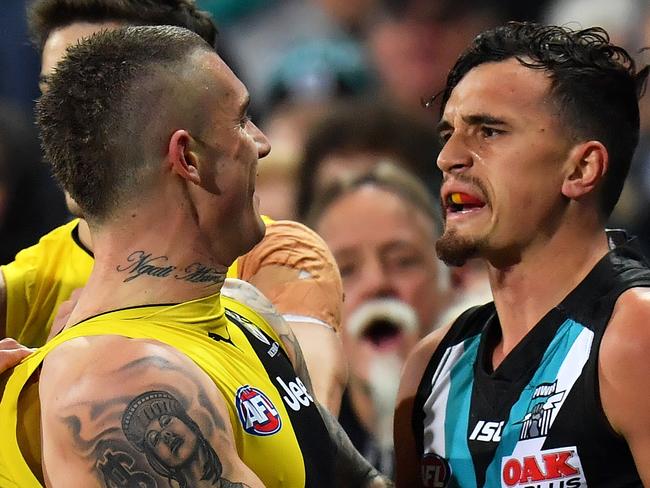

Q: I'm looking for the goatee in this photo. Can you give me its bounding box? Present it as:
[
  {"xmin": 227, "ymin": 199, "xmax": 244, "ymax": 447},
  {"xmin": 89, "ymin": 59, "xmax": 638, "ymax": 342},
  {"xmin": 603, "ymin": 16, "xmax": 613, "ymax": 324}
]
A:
[{"xmin": 436, "ymin": 228, "xmax": 481, "ymax": 267}]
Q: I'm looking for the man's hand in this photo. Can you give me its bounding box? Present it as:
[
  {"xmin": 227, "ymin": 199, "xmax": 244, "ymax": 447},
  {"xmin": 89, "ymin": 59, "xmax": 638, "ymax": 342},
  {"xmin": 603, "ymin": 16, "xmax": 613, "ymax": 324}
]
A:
[{"xmin": 0, "ymin": 337, "xmax": 34, "ymax": 372}]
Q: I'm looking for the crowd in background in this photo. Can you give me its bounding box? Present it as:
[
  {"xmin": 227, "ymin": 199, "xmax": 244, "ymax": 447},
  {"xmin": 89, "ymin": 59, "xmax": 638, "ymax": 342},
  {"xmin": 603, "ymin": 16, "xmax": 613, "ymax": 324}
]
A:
[
  {"xmin": 1, "ymin": 0, "xmax": 650, "ymax": 479},
  {"xmin": 2, "ymin": 0, "xmax": 650, "ymax": 256}
]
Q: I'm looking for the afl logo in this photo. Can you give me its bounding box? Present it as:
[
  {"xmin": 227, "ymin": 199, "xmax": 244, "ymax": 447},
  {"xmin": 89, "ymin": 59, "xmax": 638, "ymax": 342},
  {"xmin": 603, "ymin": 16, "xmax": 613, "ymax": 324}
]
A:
[
  {"xmin": 422, "ymin": 453, "xmax": 452, "ymax": 488},
  {"xmin": 235, "ymin": 385, "xmax": 282, "ymax": 436}
]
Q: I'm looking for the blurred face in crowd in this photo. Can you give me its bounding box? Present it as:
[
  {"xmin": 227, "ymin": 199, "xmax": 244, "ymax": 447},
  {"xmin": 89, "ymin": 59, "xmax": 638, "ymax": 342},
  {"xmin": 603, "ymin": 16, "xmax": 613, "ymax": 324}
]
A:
[
  {"xmin": 369, "ymin": 4, "xmax": 497, "ymax": 113},
  {"xmin": 314, "ymin": 152, "xmax": 382, "ymax": 192},
  {"xmin": 316, "ymin": 185, "xmax": 450, "ymax": 380}
]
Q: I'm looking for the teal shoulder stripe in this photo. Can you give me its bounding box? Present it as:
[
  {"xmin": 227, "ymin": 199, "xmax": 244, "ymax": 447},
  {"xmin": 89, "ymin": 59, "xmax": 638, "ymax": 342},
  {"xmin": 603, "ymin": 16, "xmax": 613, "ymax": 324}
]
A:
[
  {"xmin": 483, "ymin": 319, "xmax": 587, "ymax": 487},
  {"xmin": 445, "ymin": 334, "xmax": 481, "ymax": 488}
]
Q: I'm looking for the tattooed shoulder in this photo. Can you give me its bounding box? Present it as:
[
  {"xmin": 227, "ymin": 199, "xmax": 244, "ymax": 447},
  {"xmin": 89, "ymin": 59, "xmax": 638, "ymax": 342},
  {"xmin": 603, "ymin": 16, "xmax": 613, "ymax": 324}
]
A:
[{"xmin": 40, "ymin": 341, "xmax": 255, "ymax": 487}]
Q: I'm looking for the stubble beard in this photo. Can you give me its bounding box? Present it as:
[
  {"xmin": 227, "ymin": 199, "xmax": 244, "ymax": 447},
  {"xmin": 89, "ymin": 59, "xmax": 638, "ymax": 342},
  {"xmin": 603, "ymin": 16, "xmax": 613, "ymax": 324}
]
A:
[{"xmin": 436, "ymin": 227, "xmax": 484, "ymax": 267}]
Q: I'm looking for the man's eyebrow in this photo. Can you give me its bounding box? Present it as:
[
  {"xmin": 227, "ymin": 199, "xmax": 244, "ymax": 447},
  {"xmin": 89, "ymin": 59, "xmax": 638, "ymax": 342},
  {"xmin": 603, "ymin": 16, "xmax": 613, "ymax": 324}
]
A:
[
  {"xmin": 437, "ymin": 113, "xmax": 509, "ymax": 136},
  {"xmin": 462, "ymin": 113, "xmax": 509, "ymax": 126}
]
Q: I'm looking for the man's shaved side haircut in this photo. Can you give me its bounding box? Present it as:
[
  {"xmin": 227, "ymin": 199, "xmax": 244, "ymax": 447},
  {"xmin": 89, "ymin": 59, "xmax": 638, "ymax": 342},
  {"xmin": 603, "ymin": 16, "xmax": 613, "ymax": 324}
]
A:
[
  {"xmin": 27, "ymin": 0, "xmax": 218, "ymax": 49},
  {"xmin": 36, "ymin": 25, "xmax": 212, "ymax": 222}
]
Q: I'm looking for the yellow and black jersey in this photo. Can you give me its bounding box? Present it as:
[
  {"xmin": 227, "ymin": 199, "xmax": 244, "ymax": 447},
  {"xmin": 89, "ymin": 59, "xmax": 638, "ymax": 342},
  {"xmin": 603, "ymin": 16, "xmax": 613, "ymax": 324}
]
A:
[
  {"xmin": 0, "ymin": 293, "xmax": 334, "ymax": 487},
  {"xmin": 1, "ymin": 219, "xmax": 93, "ymax": 347}
]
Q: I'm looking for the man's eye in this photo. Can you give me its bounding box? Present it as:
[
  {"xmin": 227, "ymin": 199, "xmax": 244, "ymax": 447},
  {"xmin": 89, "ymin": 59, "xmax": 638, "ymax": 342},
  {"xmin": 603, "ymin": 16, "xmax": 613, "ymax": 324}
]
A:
[
  {"xmin": 481, "ymin": 127, "xmax": 502, "ymax": 138},
  {"xmin": 240, "ymin": 114, "xmax": 251, "ymax": 128},
  {"xmin": 439, "ymin": 132, "xmax": 452, "ymax": 143}
]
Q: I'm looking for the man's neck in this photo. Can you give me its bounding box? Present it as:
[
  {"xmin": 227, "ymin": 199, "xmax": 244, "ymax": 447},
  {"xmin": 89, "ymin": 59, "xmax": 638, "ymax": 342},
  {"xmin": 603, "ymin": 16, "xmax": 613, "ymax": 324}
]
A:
[
  {"xmin": 77, "ymin": 218, "xmax": 93, "ymax": 251},
  {"xmin": 487, "ymin": 225, "xmax": 609, "ymax": 367},
  {"xmin": 67, "ymin": 210, "xmax": 230, "ymax": 326}
]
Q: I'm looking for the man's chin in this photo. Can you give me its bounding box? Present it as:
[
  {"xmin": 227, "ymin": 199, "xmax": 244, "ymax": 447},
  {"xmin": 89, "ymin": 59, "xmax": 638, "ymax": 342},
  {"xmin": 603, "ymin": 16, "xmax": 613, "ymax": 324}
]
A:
[{"xmin": 436, "ymin": 229, "xmax": 482, "ymax": 267}]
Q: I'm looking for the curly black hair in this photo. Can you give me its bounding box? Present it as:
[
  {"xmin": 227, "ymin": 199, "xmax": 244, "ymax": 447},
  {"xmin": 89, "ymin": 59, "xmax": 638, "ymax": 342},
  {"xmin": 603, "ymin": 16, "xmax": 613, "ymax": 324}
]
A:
[
  {"xmin": 27, "ymin": 0, "xmax": 218, "ymax": 49},
  {"xmin": 434, "ymin": 21, "xmax": 649, "ymax": 218}
]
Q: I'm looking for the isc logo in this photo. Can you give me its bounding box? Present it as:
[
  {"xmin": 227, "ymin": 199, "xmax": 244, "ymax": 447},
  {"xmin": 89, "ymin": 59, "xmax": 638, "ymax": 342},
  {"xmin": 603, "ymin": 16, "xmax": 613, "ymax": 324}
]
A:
[
  {"xmin": 469, "ymin": 420, "xmax": 505, "ymax": 442},
  {"xmin": 236, "ymin": 385, "xmax": 282, "ymax": 436},
  {"xmin": 421, "ymin": 453, "xmax": 451, "ymax": 488}
]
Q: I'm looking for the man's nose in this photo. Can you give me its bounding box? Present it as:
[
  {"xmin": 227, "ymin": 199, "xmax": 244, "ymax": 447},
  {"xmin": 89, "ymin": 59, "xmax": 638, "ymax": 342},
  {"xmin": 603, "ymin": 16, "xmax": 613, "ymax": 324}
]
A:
[
  {"xmin": 437, "ymin": 132, "xmax": 473, "ymax": 174},
  {"xmin": 358, "ymin": 259, "xmax": 396, "ymax": 300},
  {"xmin": 250, "ymin": 121, "xmax": 271, "ymax": 158}
]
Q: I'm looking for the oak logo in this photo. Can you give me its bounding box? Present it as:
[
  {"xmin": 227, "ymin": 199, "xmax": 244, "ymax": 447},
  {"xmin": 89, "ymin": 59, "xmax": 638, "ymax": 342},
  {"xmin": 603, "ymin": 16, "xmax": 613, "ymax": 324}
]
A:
[
  {"xmin": 276, "ymin": 376, "xmax": 314, "ymax": 412},
  {"xmin": 501, "ymin": 447, "xmax": 585, "ymax": 487},
  {"xmin": 236, "ymin": 385, "xmax": 282, "ymax": 436},
  {"xmin": 469, "ymin": 420, "xmax": 505, "ymax": 442},
  {"xmin": 421, "ymin": 453, "xmax": 451, "ymax": 488}
]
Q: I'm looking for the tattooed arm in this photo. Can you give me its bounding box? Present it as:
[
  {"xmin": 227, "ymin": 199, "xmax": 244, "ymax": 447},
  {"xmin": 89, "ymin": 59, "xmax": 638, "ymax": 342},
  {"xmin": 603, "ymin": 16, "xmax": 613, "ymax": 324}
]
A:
[
  {"xmin": 222, "ymin": 279, "xmax": 393, "ymax": 488},
  {"xmin": 39, "ymin": 335, "xmax": 263, "ymax": 488}
]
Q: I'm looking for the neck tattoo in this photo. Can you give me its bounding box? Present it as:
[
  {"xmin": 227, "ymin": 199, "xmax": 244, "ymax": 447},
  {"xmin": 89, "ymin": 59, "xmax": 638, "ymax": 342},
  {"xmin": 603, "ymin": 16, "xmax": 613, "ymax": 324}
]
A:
[{"xmin": 116, "ymin": 251, "xmax": 224, "ymax": 286}]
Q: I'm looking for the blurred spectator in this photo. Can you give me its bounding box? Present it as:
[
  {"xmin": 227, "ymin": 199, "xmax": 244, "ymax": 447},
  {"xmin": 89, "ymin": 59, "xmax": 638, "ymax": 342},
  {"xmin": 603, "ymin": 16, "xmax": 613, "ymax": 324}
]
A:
[
  {"xmin": 543, "ymin": 0, "xmax": 641, "ymax": 46},
  {"xmin": 308, "ymin": 163, "xmax": 453, "ymax": 476},
  {"xmin": 219, "ymin": 0, "xmax": 354, "ymax": 116},
  {"xmin": 266, "ymin": 38, "xmax": 373, "ymax": 110},
  {"xmin": 295, "ymin": 98, "xmax": 441, "ymax": 220},
  {"xmin": 367, "ymin": 0, "xmax": 509, "ymax": 116},
  {"xmin": 257, "ymin": 102, "xmax": 329, "ymax": 220},
  {"xmin": 0, "ymin": 101, "xmax": 68, "ymax": 264},
  {"xmin": 198, "ymin": 0, "xmax": 274, "ymax": 26},
  {"xmin": 316, "ymin": 0, "xmax": 380, "ymax": 35},
  {"xmin": 0, "ymin": 0, "xmax": 41, "ymax": 112}
]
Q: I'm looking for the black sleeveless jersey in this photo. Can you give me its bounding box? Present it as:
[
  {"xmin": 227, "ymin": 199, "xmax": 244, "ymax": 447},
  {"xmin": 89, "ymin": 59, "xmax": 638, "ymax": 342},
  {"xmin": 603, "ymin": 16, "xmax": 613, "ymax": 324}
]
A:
[{"xmin": 413, "ymin": 240, "xmax": 650, "ymax": 488}]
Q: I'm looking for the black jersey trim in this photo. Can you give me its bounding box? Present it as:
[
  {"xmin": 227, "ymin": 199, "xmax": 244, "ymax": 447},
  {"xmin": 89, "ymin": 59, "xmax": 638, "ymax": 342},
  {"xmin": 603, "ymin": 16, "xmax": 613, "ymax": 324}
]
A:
[
  {"xmin": 225, "ymin": 307, "xmax": 334, "ymax": 488},
  {"xmin": 412, "ymin": 305, "xmax": 485, "ymax": 455},
  {"xmin": 71, "ymin": 221, "xmax": 94, "ymax": 258}
]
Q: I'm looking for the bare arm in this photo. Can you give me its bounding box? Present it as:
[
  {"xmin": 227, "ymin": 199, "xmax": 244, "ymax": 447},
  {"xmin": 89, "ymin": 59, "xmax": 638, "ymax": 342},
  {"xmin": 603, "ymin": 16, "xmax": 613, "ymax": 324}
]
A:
[
  {"xmin": 222, "ymin": 279, "xmax": 392, "ymax": 487},
  {"xmin": 600, "ymin": 288, "xmax": 650, "ymax": 485},
  {"xmin": 39, "ymin": 335, "xmax": 263, "ymax": 487},
  {"xmin": 394, "ymin": 325, "xmax": 450, "ymax": 488},
  {"xmin": 289, "ymin": 320, "xmax": 347, "ymax": 414}
]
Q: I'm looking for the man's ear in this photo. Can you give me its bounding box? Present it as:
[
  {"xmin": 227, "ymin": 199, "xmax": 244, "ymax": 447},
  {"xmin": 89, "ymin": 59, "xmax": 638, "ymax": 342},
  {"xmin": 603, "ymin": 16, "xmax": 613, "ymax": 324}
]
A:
[
  {"xmin": 562, "ymin": 140, "xmax": 608, "ymax": 199},
  {"xmin": 168, "ymin": 129, "xmax": 201, "ymax": 185}
]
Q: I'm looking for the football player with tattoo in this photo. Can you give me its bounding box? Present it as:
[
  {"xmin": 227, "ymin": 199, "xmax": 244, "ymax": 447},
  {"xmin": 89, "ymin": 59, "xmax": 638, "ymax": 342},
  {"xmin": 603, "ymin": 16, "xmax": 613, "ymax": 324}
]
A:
[
  {"xmin": 0, "ymin": 0, "xmax": 346, "ymax": 415},
  {"xmin": 394, "ymin": 22, "xmax": 650, "ymax": 487},
  {"xmin": 0, "ymin": 26, "xmax": 389, "ymax": 488}
]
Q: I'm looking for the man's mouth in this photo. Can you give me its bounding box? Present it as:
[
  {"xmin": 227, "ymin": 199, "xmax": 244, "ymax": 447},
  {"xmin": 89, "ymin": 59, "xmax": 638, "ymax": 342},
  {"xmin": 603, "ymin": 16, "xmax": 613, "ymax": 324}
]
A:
[
  {"xmin": 446, "ymin": 192, "xmax": 486, "ymax": 214},
  {"xmin": 362, "ymin": 319, "xmax": 403, "ymax": 349},
  {"xmin": 347, "ymin": 299, "xmax": 419, "ymax": 351}
]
